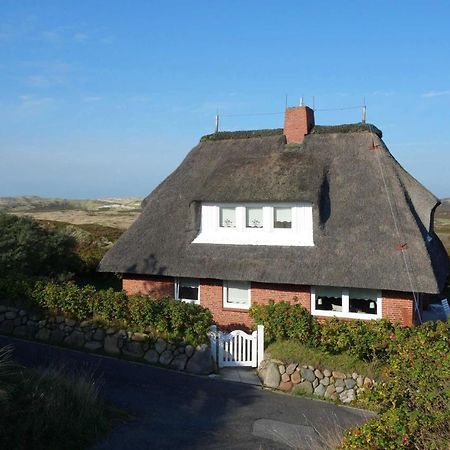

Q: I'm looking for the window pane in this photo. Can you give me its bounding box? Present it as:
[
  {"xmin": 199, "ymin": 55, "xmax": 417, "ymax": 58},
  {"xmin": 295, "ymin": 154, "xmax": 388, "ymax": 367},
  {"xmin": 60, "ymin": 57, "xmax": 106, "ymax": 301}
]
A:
[
  {"xmin": 246, "ymin": 207, "xmax": 263, "ymax": 228},
  {"xmin": 226, "ymin": 281, "xmax": 249, "ymax": 305},
  {"xmin": 316, "ymin": 287, "xmax": 342, "ymax": 312},
  {"xmin": 220, "ymin": 207, "xmax": 236, "ymax": 228},
  {"xmin": 349, "ymin": 289, "xmax": 377, "ymax": 315},
  {"xmin": 178, "ymin": 279, "xmax": 199, "ymax": 301},
  {"xmin": 274, "ymin": 207, "xmax": 292, "ymax": 228}
]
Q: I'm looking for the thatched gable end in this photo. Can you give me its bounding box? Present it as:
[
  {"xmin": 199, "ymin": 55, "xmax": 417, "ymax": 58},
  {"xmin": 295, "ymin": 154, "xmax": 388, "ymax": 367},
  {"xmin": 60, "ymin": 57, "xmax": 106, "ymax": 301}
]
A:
[{"xmin": 99, "ymin": 126, "xmax": 449, "ymax": 294}]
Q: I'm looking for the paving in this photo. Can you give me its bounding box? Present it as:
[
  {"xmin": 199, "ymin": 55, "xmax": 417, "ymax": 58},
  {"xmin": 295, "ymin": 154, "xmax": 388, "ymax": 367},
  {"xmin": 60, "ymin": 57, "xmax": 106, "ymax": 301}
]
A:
[{"xmin": 0, "ymin": 335, "xmax": 374, "ymax": 449}]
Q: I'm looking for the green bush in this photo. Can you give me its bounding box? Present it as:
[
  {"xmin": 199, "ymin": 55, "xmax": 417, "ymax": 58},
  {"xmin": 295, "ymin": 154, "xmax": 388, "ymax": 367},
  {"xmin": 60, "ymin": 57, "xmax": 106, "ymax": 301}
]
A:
[
  {"xmin": 0, "ymin": 213, "xmax": 81, "ymax": 277},
  {"xmin": 0, "ymin": 277, "xmax": 35, "ymax": 304},
  {"xmin": 341, "ymin": 320, "xmax": 450, "ymax": 449},
  {"xmin": 320, "ymin": 318, "xmax": 395, "ymax": 361},
  {"xmin": 92, "ymin": 288, "xmax": 128, "ymax": 322},
  {"xmin": 128, "ymin": 295, "xmax": 213, "ymax": 344},
  {"xmin": 249, "ymin": 300, "xmax": 319, "ymax": 345}
]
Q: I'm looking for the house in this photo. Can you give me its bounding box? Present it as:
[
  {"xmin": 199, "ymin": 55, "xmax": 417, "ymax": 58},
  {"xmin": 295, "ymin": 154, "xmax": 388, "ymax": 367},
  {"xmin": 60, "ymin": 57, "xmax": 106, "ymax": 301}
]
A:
[{"xmin": 98, "ymin": 106, "xmax": 449, "ymax": 328}]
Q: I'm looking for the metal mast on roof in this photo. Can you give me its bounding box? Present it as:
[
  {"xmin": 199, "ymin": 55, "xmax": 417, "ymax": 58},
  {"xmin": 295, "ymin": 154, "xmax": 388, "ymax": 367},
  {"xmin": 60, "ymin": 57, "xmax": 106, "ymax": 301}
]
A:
[
  {"xmin": 214, "ymin": 111, "xmax": 219, "ymax": 133},
  {"xmin": 362, "ymin": 97, "xmax": 367, "ymax": 123}
]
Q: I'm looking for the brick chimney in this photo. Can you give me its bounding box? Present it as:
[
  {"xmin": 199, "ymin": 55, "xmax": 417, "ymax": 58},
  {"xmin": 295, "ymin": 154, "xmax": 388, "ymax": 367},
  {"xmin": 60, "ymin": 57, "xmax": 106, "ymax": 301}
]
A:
[{"xmin": 284, "ymin": 106, "xmax": 315, "ymax": 144}]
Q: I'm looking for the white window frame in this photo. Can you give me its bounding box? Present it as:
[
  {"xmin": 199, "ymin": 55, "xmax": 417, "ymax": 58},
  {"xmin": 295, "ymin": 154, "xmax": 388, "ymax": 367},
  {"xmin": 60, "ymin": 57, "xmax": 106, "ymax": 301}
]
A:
[
  {"xmin": 223, "ymin": 280, "xmax": 251, "ymax": 310},
  {"xmin": 192, "ymin": 203, "xmax": 314, "ymax": 246},
  {"xmin": 174, "ymin": 278, "xmax": 200, "ymax": 305},
  {"xmin": 311, "ymin": 287, "xmax": 382, "ymax": 320}
]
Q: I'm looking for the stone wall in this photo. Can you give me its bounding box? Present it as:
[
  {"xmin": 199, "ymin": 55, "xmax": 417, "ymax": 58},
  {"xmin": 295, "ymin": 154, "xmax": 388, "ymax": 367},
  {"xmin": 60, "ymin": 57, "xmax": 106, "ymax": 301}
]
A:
[
  {"xmin": 0, "ymin": 304, "xmax": 213, "ymax": 375},
  {"xmin": 258, "ymin": 359, "xmax": 376, "ymax": 404}
]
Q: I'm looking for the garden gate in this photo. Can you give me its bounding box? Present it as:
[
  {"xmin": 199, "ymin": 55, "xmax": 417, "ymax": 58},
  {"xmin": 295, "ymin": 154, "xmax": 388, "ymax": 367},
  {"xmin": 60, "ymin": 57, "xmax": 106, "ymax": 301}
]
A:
[{"xmin": 208, "ymin": 325, "xmax": 264, "ymax": 368}]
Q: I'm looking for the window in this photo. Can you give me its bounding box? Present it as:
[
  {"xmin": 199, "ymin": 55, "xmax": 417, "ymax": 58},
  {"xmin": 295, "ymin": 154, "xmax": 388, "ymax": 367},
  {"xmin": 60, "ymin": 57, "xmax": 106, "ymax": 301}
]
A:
[
  {"xmin": 315, "ymin": 287, "xmax": 343, "ymax": 312},
  {"xmin": 311, "ymin": 287, "xmax": 382, "ymax": 320},
  {"xmin": 223, "ymin": 280, "xmax": 251, "ymax": 309},
  {"xmin": 220, "ymin": 207, "xmax": 236, "ymax": 228},
  {"xmin": 349, "ymin": 288, "xmax": 378, "ymax": 315},
  {"xmin": 246, "ymin": 207, "xmax": 263, "ymax": 228},
  {"xmin": 274, "ymin": 207, "xmax": 292, "ymax": 229},
  {"xmin": 175, "ymin": 278, "xmax": 200, "ymax": 304},
  {"xmin": 193, "ymin": 203, "xmax": 314, "ymax": 246}
]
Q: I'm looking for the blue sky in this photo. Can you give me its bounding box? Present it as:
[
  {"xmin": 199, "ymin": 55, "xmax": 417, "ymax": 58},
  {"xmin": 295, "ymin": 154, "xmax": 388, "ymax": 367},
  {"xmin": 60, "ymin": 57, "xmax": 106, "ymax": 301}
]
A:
[{"xmin": 0, "ymin": 0, "xmax": 449, "ymax": 198}]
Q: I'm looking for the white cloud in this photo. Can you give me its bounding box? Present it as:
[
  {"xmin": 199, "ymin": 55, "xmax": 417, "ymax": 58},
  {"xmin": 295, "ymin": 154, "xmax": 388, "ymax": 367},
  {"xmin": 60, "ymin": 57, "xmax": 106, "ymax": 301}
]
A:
[{"xmin": 421, "ymin": 90, "xmax": 450, "ymax": 98}]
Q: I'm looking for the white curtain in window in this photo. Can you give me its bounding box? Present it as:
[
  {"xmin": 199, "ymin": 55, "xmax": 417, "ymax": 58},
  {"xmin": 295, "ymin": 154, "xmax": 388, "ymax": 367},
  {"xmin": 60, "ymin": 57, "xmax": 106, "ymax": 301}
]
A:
[
  {"xmin": 220, "ymin": 207, "xmax": 236, "ymax": 228},
  {"xmin": 246, "ymin": 207, "xmax": 263, "ymax": 228},
  {"xmin": 274, "ymin": 207, "xmax": 292, "ymax": 227},
  {"xmin": 227, "ymin": 281, "xmax": 249, "ymax": 304}
]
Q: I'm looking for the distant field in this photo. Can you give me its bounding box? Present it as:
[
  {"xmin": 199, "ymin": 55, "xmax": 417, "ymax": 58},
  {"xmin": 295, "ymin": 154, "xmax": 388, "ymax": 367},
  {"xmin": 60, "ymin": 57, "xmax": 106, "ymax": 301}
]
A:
[{"xmin": 0, "ymin": 195, "xmax": 142, "ymax": 230}]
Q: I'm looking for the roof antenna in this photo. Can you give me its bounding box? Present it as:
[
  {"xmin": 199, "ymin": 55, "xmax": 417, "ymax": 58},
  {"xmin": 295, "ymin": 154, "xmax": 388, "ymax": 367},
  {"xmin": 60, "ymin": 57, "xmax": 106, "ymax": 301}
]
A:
[
  {"xmin": 362, "ymin": 97, "xmax": 367, "ymax": 124},
  {"xmin": 312, "ymin": 96, "xmax": 315, "ymax": 111},
  {"xmin": 285, "ymin": 94, "xmax": 288, "ymax": 110},
  {"xmin": 299, "ymin": 96, "xmax": 304, "ymax": 107},
  {"xmin": 214, "ymin": 110, "xmax": 219, "ymax": 133}
]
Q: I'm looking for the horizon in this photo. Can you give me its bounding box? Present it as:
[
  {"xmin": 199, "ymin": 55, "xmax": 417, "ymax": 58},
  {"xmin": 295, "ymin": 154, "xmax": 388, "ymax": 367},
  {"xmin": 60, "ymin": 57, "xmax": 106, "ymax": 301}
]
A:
[{"xmin": 1, "ymin": 1, "xmax": 450, "ymax": 198}]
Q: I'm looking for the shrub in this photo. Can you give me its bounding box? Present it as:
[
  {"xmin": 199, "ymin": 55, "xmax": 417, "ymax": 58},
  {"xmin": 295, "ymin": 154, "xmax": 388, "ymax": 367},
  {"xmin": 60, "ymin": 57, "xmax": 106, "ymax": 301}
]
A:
[
  {"xmin": 249, "ymin": 300, "xmax": 319, "ymax": 345},
  {"xmin": 128, "ymin": 295, "xmax": 213, "ymax": 344},
  {"xmin": 320, "ymin": 318, "xmax": 395, "ymax": 361},
  {"xmin": 341, "ymin": 320, "xmax": 450, "ymax": 449},
  {"xmin": 92, "ymin": 288, "xmax": 128, "ymax": 322},
  {"xmin": 0, "ymin": 277, "xmax": 35, "ymax": 304},
  {"xmin": 0, "ymin": 213, "xmax": 80, "ymax": 277}
]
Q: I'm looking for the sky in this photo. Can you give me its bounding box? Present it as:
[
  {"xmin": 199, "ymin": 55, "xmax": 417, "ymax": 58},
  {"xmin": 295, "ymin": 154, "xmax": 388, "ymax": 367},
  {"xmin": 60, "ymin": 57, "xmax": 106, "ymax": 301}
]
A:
[{"xmin": 0, "ymin": 0, "xmax": 449, "ymax": 199}]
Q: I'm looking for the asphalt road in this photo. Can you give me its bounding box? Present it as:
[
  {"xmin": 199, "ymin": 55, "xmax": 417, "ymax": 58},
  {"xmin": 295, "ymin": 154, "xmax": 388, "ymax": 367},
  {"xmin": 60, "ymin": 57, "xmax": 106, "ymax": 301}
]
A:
[{"xmin": 0, "ymin": 336, "xmax": 373, "ymax": 450}]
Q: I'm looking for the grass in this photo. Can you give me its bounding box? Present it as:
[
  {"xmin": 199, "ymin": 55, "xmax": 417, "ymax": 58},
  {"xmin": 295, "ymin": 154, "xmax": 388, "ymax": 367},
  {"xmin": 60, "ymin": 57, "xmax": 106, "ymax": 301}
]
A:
[
  {"xmin": 265, "ymin": 340, "xmax": 383, "ymax": 379},
  {"xmin": 0, "ymin": 346, "xmax": 125, "ymax": 450}
]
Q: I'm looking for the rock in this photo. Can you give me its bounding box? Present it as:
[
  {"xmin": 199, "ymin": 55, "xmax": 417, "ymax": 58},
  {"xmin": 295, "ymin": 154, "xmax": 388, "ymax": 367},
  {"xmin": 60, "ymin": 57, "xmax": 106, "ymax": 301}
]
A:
[
  {"xmin": 185, "ymin": 345, "xmax": 214, "ymax": 374},
  {"xmin": 281, "ymin": 373, "xmax": 290, "ymax": 383},
  {"xmin": 336, "ymin": 386, "xmax": 344, "ymax": 393},
  {"xmin": 84, "ymin": 341, "xmax": 103, "ymax": 352},
  {"xmin": 132, "ymin": 332, "xmax": 148, "ymax": 342},
  {"xmin": 155, "ymin": 338, "xmax": 167, "ymax": 354},
  {"xmin": 286, "ymin": 363, "xmax": 297, "ymax": 375},
  {"xmin": 38, "ymin": 320, "xmax": 47, "ymax": 328},
  {"xmin": 263, "ymin": 362, "xmax": 281, "ymax": 388},
  {"xmin": 300, "ymin": 367, "xmax": 316, "ymax": 382},
  {"xmin": 293, "ymin": 381, "xmax": 313, "ymax": 396},
  {"xmin": 308, "ymin": 365, "xmax": 314, "ymax": 371},
  {"xmin": 122, "ymin": 341, "xmax": 144, "ymax": 358},
  {"xmin": 330, "ymin": 393, "xmax": 339, "ymax": 401},
  {"xmin": 185, "ymin": 344, "xmax": 194, "ymax": 358},
  {"xmin": 104, "ymin": 334, "xmax": 120, "ymax": 355},
  {"xmin": 157, "ymin": 350, "xmax": 172, "ymax": 366},
  {"xmin": 352, "ymin": 372, "xmax": 358, "ymax": 380},
  {"xmin": 335, "ymin": 379, "xmax": 345, "ymax": 388},
  {"xmin": 345, "ymin": 378, "xmax": 356, "ymax": 389},
  {"xmin": 13, "ymin": 325, "xmax": 28, "ymax": 338},
  {"xmin": 35, "ymin": 328, "xmax": 50, "ymax": 341},
  {"xmin": 320, "ymin": 376, "xmax": 330, "ymax": 386},
  {"xmin": 279, "ymin": 381, "xmax": 293, "ymax": 392},
  {"xmin": 0, "ymin": 320, "xmax": 14, "ymax": 334},
  {"xmin": 65, "ymin": 318, "xmax": 76, "ymax": 327},
  {"xmin": 363, "ymin": 377, "xmax": 372, "ymax": 388},
  {"xmin": 5, "ymin": 312, "xmax": 16, "ymax": 320},
  {"xmin": 314, "ymin": 369, "xmax": 324, "ymax": 379},
  {"xmin": 0, "ymin": 305, "xmax": 6, "ymax": 313},
  {"xmin": 170, "ymin": 354, "xmax": 188, "ymax": 371},
  {"xmin": 324, "ymin": 384, "xmax": 336, "ymax": 399},
  {"xmin": 19, "ymin": 310, "xmax": 27, "ymax": 317},
  {"xmin": 80, "ymin": 320, "xmax": 90, "ymax": 328},
  {"xmin": 314, "ymin": 384, "xmax": 326, "ymax": 397},
  {"xmin": 144, "ymin": 349, "xmax": 159, "ymax": 364},
  {"xmin": 313, "ymin": 378, "xmax": 319, "ymax": 388},
  {"xmin": 332, "ymin": 370, "xmax": 345, "ymax": 379},
  {"xmin": 278, "ymin": 365, "xmax": 286, "ymax": 375},
  {"xmin": 291, "ymin": 370, "xmax": 301, "ymax": 384},
  {"xmin": 106, "ymin": 327, "xmax": 116, "ymax": 335},
  {"xmin": 56, "ymin": 316, "xmax": 64, "ymax": 323},
  {"xmin": 49, "ymin": 329, "xmax": 65, "ymax": 344},
  {"xmin": 357, "ymin": 376, "xmax": 364, "ymax": 387},
  {"xmin": 93, "ymin": 328, "xmax": 106, "ymax": 341},
  {"xmin": 64, "ymin": 331, "xmax": 85, "ymax": 348}
]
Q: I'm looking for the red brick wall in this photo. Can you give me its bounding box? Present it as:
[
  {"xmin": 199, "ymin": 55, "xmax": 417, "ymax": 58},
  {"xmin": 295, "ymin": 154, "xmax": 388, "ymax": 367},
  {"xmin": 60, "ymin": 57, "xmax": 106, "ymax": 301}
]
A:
[
  {"xmin": 122, "ymin": 274, "xmax": 174, "ymax": 297},
  {"xmin": 382, "ymin": 290, "xmax": 414, "ymax": 326},
  {"xmin": 121, "ymin": 275, "xmax": 415, "ymax": 328}
]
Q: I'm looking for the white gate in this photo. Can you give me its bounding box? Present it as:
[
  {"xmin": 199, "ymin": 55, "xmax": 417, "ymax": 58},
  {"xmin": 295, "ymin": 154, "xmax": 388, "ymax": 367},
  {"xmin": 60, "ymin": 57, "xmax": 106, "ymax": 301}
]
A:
[{"xmin": 208, "ymin": 325, "xmax": 264, "ymax": 368}]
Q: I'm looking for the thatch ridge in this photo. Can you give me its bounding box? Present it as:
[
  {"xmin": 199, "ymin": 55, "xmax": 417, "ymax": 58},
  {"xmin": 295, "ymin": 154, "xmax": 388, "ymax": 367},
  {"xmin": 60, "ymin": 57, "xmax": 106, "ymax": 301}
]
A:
[
  {"xmin": 311, "ymin": 123, "xmax": 382, "ymax": 138},
  {"xmin": 200, "ymin": 128, "xmax": 283, "ymax": 142}
]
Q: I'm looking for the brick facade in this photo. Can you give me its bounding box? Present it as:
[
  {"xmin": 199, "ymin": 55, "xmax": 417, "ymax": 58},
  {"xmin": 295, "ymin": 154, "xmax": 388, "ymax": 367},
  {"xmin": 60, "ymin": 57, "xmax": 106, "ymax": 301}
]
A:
[
  {"xmin": 284, "ymin": 106, "xmax": 315, "ymax": 144},
  {"xmin": 381, "ymin": 290, "xmax": 415, "ymax": 326},
  {"xmin": 121, "ymin": 275, "xmax": 415, "ymax": 328},
  {"xmin": 122, "ymin": 274, "xmax": 174, "ymax": 297}
]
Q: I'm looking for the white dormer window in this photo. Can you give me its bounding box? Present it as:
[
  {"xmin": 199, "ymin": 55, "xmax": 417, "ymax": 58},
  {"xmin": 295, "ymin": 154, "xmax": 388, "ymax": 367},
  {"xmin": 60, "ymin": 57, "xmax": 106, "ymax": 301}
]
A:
[{"xmin": 192, "ymin": 203, "xmax": 314, "ymax": 246}]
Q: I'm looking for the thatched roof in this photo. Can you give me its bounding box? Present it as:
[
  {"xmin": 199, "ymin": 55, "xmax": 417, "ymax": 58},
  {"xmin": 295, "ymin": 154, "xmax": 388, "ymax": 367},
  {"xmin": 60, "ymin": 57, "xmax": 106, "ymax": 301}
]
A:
[{"xmin": 99, "ymin": 125, "xmax": 449, "ymax": 294}]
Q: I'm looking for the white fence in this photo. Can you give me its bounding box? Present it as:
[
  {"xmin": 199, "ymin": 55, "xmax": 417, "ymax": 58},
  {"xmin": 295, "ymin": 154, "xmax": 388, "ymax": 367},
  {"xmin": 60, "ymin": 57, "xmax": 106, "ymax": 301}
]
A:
[{"xmin": 208, "ymin": 325, "xmax": 264, "ymax": 368}]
